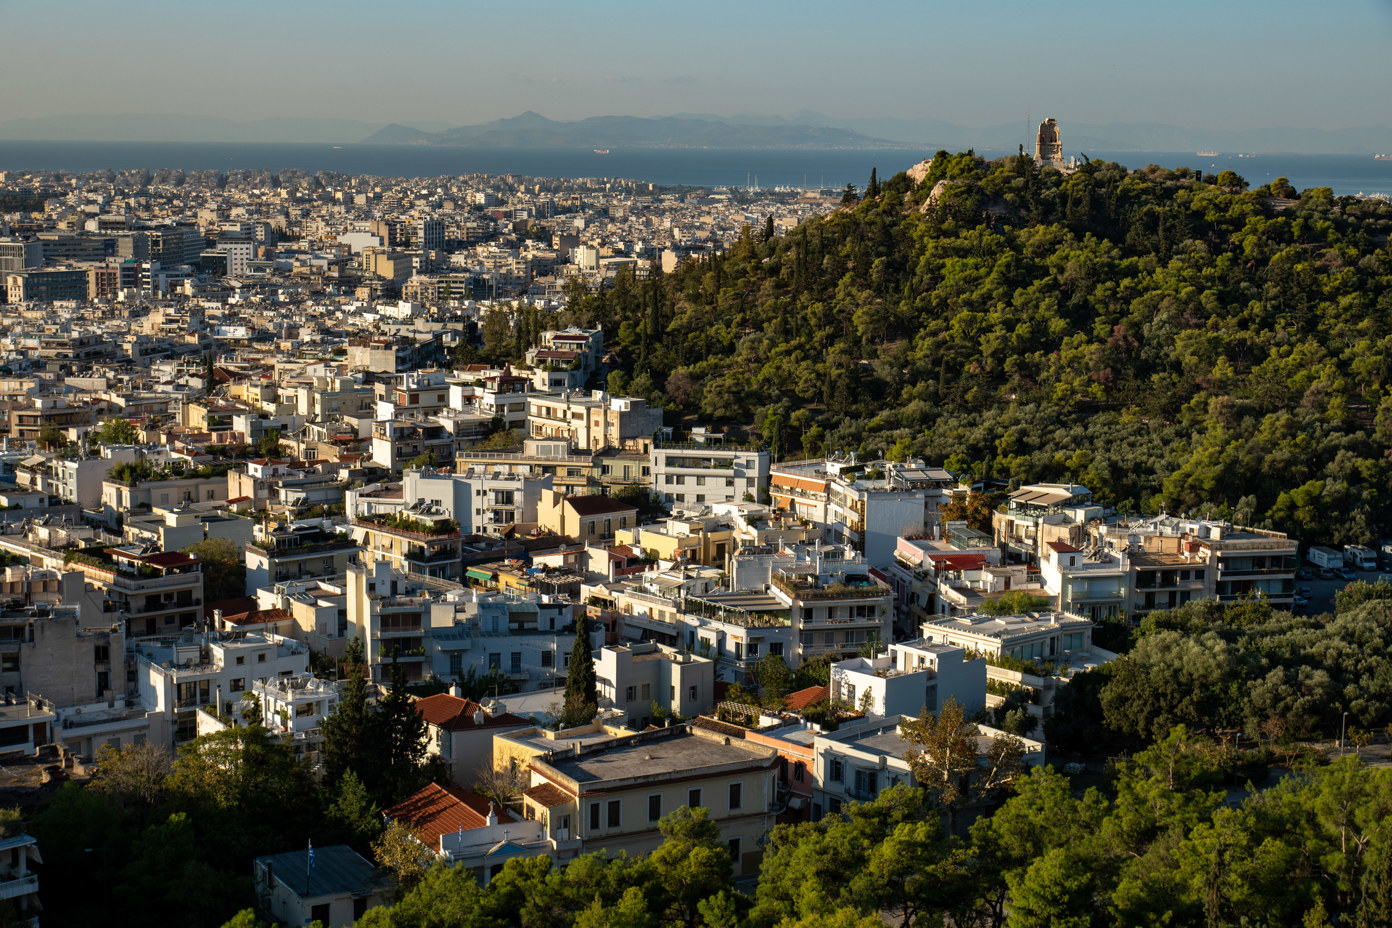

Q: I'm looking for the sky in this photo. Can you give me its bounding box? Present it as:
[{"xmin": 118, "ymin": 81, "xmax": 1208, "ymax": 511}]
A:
[{"xmin": 2, "ymin": 0, "xmax": 1390, "ymax": 131}]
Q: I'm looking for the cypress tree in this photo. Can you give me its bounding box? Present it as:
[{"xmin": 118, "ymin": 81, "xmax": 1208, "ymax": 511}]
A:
[
  {"xmin": 866, "ymin": 167, "xmax": 880, "ymax": 199},
  {"xmin": 320, "ymin": 636, "xmax": 373, "ymax": 790},
  {"xmin": 373, "ymin": 654, "xmax": 428, "ymax": 804},
  {"xmin": 561, "ymin": 614, "xmax": 599, "ymax": 728}
]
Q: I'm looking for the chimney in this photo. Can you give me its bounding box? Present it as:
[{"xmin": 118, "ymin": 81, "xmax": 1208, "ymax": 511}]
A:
[
  {"xmin": 485, "ymin": 804, "xmax": 498, "ymax": 827},
  {"xmin": 473, "ymin": 708, "xmax": 486, "ymax": 725},
  {"xmin": 450, "ymin": 683, "xmax": 463, "ymax": 698}
]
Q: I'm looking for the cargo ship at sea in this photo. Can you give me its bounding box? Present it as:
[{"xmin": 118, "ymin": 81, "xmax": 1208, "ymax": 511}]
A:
[
  {"xmin": 1375, "ymin": 154, "xmax": 1392, "ymax": 162},
  {"xmin": 1197, "ymin": 150, "xmax": 1219, "ymax": 157}
]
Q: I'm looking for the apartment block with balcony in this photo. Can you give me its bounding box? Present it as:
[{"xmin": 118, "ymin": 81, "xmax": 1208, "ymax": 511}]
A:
[
  {"xmin": 992, "ymin": 483, "xmax": 1101, "ymax": 565},
  {"xmin": 66, "ymin": 546, "xmax": 205, "ymax": 640},
  {"xmin": 1091, "ymin": 515, "xmax": 1299, "ymax": 614},
  {"xmin": 245, "ymin": 523, "xmax": 361, "ymax": 592},
  {"xmin": 525, "ymin": 390, "xmax": 662, "ymax": 453},
  {"xmin": 0, "ymin": 830, "xmax": 41, "ymax": 928},
  {"xmin": 519, "ymin": 722, "xmax": 779, "ymax": 875},
  {"xmin": 1039, "ymin": 540, "xmax": 1129, "ymax": 622},
  {"xmin": 401, "ymin": 466, "xmax": 552, "ymax": 537},
  {"xmin": 345, "ymin": 558, "xmax": 456, "ymax": 684},
  {"xmin": 769, "ymin": 545, "xmax": 894, "ymax": 667},
  {"xmin": 431, "ymin": 591, "xmax": 586, "ymax": 696},
  {"xmin": 651, "ymin": 442, "xmax": 769, "ymax": 509},
  {"xmin": 455, "ymin": 440, "xmax": 598, "ymax": 496},
  {"xmin": 252, "ymin": 673, "xmax": 341, "ymax": 767},
  {"xmin": 351, "ymin": 502, "xmax": 462, "ymax": 582},
  {"xmin": 136, "ymin": 630, "xmax": 309, "ymax": 747}
]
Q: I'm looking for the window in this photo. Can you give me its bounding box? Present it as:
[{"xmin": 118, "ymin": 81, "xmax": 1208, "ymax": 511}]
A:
[
  {"xmin": 94, "ymin": 645, "xmax": 110, "ymax": 663},
  {"xmin": 4, "ymin": 653, "xmax": 23, "ymax": 673},
  {"xmin": 794, "ymin": 762, "xmax": 805, "ymax": 783},
  {"xmin": 257, "ymin": 653, "xmax": 266, "ymax": 663},
  {"xmin": 625, "ymin": 685, "xmax": 636, "ymax": 702},
  {"xmin": 689, "ymin": 685, "xmax": 698, "ymax": 701},
  {"xmin": 854, "ymin": 769, "xmax": 878, "ymax": 796},
  {"xmin": 354, "ymin": 898, "xmax": 369, "ymax": 920},
  {"xmin": 830, "ymin": 759, "xmax": 844, "ymax": 782},
  {"xmin": 589, "ymin": 802, "xmax": 601, "ymax": 830},
  {"xmin": 510, "ymin": 652, "xmax": 521, "ymax": 673},
  {"xmin": 641, "ymin": 683, "xmax": 650, "ymax": 700},
  {"xmin": 769, "ymin": 642, "xmax": 784, "ymax": 657},
  {"xmin": 728, "ymin": 782, "xmax": 742, "ymax": 810},
  {"xmin": 489, "ymin": 653, "xmax": 501, "ymax": 669},
  {"xmin": 230, "ymin": 678, "xmax": 244, "ymax": 692},
  {"xmin": 648, "ymin": 794, "xmax": 662, "ymax": 822},
  {"xmin": 235, "ymin": 655, "xmax": 245, "ymax": 666},
  {"xmin": 688, "ymin": 788, "xmax": 702, "ymax": 810},
  {"xmin": 727, "ymin": 837, "xmax": 740, "ymax": 861},
  {"xmin": 559, "ymin": 814, "xmax": 571, "ymax": 836},
  {"xmin": 607, "ymin": 799, "xmax": 621, "ymax": 828},
  {"xmin": 541, "ymin": 651, "xmax": 553, "ymax": 668}
]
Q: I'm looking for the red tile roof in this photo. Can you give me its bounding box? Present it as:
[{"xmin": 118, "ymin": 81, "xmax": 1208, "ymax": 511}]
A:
[
  {"xmin": 383, "ymin": 783, "xmax": 514, "ymax": 848},
  {"xmin": 784, "ymin": 685, "xmax": 829, "ymax": 711},
  {"xmin": 414, "ymin": 693, "xmax": 528, "ymax": 731},
  {"xmin": 1047, "ymin": 540, "xmax": 1082, "ymax": 553}
]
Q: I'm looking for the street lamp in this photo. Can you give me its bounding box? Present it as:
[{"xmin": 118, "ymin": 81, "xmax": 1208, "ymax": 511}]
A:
[{"xmin": 1341, "ymin": 711, "xmax": 1349, "ymax": 755}]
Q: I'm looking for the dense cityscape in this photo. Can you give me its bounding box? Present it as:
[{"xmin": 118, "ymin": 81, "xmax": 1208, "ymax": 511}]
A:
[{"xmin": 3, "ymin": 0, "xmax": 1392, "ymax": 922}]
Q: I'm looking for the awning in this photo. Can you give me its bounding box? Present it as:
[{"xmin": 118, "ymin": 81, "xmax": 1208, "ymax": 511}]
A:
[{"xmin": 465, "ymin": 568, "xmax": 496, "ymax": 583}]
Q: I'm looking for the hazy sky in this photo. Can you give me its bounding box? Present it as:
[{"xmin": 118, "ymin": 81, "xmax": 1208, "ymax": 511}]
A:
[{"xmin": 3, "ymin": 0, "xmax": 1389, "ymax": 129}]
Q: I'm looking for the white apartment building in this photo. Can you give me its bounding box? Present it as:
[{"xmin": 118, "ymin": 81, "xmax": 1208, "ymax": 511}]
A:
[
  {"xmin": 828, "ymin": 639, "xmax": 986, "ymax": 719},
  {"xmin": 594, "ymin": 641, "xmax": 715, "ymax": 727},
  {"xmin": 136, "ymin": 631, "xmax": 310, "ymax": 746},
  {"xmin": 650, "ymin": 441, "xmax": 770, "ymax": 508}
]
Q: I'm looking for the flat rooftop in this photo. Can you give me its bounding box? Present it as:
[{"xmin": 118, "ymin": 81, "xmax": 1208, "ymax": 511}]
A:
[{"xmin": 545, "ymin": 730, "xmax": 771, "ymax": 784}]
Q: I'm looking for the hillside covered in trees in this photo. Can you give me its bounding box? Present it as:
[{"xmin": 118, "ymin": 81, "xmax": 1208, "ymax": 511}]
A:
[{"xmin": 548, "ymin": 152, "xmax": 1392, "ymax": 543}]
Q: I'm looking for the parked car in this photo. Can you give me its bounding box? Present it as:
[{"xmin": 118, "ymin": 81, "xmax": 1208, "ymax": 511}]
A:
[
  {"xmin": 1340, "ymin": 567, "xmax": 1357, "ymax": 581},
  {"xmin": 1298, "ymin": 586, "xmax": 1313, "ymax": 598},
  {"xmin": 1296, "ymin": 567, "xmax": 1313, "ymax": 580},
  {"xmin": 1293, "ymin": 595, "xmax": 1309, "ymax": 608},
  {"xmin": 1318, "ymin": 567, "xmax": 1337, "ymax": 580}
]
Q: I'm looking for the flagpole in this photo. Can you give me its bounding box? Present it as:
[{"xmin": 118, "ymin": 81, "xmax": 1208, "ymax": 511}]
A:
[{"xmin": 306, "ymin": 839, "xmax": 313, "ymax": 896}]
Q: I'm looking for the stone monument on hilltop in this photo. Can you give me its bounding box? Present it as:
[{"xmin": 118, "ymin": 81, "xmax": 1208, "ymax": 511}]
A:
[{"xmin": 1035, "ymin": 118, "xmax": 1062, "ymax": 164}]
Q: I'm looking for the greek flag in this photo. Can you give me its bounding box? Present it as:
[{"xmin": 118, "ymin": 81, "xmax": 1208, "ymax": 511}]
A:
[{"xmin": 308, "ymin": 840, "xmax": 316, "ymax": 869}]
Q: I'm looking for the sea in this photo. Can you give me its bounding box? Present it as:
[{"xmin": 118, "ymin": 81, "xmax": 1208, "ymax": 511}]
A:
[{"xmin": 1, "ymin": 140, "xmax": 1390, "ymax": 198}]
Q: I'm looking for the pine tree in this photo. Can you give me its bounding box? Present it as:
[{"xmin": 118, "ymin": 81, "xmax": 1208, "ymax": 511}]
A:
[{"xmin": 561, "ymin": 614, "xmax": 599, "ymax": 728}]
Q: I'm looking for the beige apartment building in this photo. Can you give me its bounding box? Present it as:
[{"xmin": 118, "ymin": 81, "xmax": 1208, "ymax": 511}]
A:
[
  {"xmin": 526, "ymin": 390, "xmax": 662, "ymax": 452},
  {"xmin": 516, "ymin": 722, "xmax": 779, "ymax": 875}
]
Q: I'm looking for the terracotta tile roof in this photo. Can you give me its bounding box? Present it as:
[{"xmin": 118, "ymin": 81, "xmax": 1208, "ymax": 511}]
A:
[
  {"xmin": 783, "ymin": 685, "xmax": 829, "ymax": 711},
  {"xmin": 205, "ymin": 597, "xmax": 256, "ymax": 621},
  {"xmin": 383, "ymin": 783, "xmax": 513, "ymax": 849},
  {"xmin": 522, "ymin": 783, "xmax": 572, "ymax": 808},
  {"xmin": 413, "ymin": 693, "xmax": 528, "ymax": 731}
]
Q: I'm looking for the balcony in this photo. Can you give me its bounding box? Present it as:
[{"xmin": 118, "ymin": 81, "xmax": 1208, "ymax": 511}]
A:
[{"xmin": 0, "ymin": 873, "xmax": 38, "ymax": 902}]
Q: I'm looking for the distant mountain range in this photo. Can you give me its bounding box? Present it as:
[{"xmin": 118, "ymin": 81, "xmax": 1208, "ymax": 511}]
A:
[
  {"xmin": 361, "ymin": 112, "xmax": 895, "ymax": 149},
  {"xmin": 1, "ymin": 111, "xmax": 1389, "ymax": 156}
]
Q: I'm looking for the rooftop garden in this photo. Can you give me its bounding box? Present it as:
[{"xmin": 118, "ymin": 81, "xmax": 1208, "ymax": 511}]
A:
[
  {"xmin": 107, "ymin": 458, "xmax": 239, "ymax": 486},
  {"xmin": 355, "ymin": 512, "xmax": 460, "ymax": 537}
]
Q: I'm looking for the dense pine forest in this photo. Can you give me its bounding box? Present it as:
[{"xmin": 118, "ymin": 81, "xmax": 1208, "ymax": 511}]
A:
[{"xmin": 551, "ymin": 152, "xmax": 1392, "ymax": 543}]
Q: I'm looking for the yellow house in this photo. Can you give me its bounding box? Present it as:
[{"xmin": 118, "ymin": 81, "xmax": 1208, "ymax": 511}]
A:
[
  {"xmin": 537, "ymin": 490, "xmax": 637, "ymax": 544},
  {"xmin": 616, "ymin": 513, "xmax": 738, "ymax": 568}
]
